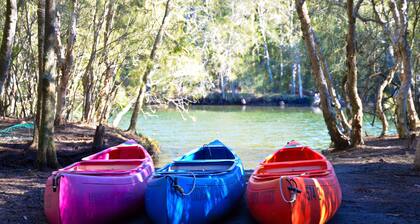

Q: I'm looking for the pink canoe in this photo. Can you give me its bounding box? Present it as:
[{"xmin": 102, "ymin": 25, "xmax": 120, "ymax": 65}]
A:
[{"xmin": 44, "ymin": 140, "xmax": 154, "ymax": 224}]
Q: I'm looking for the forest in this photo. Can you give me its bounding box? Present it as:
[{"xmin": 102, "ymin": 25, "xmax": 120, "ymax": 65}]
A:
[
  {"xmin": 0, "ymin": 0, "xmax": 420, "ymax": 223},
  {"xmin": 1, "ymin": 0, "xmax": 420, "ymax": 169}
]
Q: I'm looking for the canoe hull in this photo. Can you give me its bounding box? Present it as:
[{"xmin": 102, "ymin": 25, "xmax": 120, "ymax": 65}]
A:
[
  {"xmin": 246, "ymin": 166, "xmax": 341, "ymax": 224},
  {"xmin": 146, "ymin": 140, "xmax": 245, "ymax": 223},
  {"xmin": 44, "ymin": 171, "xmax": 150, "ymax": 224},
  {"xmin": 44, "ymin": 141, "xmax": 154, "ymax": 224},
  {"xmin": 246, "ymin": 142, "xmax": 342, "ymax": 224},
  {"xmin": 146, "ymin": 165, "xmax": 245, "ymax": 224}
]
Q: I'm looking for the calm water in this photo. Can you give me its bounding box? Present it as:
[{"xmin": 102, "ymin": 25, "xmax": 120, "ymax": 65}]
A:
[{"xmin": 116, "ymin": 106, "xmax": 393, "ymax": 168}]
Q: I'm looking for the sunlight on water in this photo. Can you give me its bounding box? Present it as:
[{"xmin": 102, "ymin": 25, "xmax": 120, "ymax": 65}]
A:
[{"xmin": 116, "ymin": 106, "xmax": 395, "ymax": 168}]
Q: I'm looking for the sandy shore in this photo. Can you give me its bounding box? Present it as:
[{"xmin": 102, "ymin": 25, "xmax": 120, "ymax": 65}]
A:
[{"xmin": 0, "ymin": 120, "xmax": 419, "ymax": 223}]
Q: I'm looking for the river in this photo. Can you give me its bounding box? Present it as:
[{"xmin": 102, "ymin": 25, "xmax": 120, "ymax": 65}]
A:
[{"xmin": 116, "ymin": 105, "xmax": 394, "ymax": 168}]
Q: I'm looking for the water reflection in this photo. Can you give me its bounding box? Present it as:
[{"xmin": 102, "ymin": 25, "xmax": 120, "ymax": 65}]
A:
[{"xmin": 115, "ymin": 106, "xmax": 395, "ymax": 168}]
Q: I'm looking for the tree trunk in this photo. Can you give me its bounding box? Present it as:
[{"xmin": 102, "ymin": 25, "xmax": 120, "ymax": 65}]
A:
[
  {"xmin": 220, "ymin": 73, "xmax": 226, "ymax": 100},
  {"xmin": 376, "ymin": 62, "xmax": 399, "ymax": 137},
  {"xmin": 391, "ymin": 0, "xmax": 417, "ymax": 138},
  {"xmin": 297, "ymin": 60, "xmax": 302, "ymax": 98},
  {"xmin": 112, "ymin": 100, "xmax": 134, "ymax": 127},
  {"xmin": 0, "ymin": 0, "xmax": 18, "ymax": 96},
  {"xmin": 37, "ymin": 0, "xmax": 59, "ymax": 169},
  {"xmin": 0, "ymin": 0, "xmax": 17, "ymax": 99},
  {"xmin": 279, "ymin": 41, "xmax": 284, "ymax": 92},
  {"xmin": 407, "ymin": 89, "xmax": 418, "ymax": 130},
  {"xmin": 293, "ymin": 47, "xmax": 302, "ymax": 97},
  {"xmin": 127, "ymin": 0, "xmax": 171, "ymax": 133},
  {"xmin": 127, "ymin": 67, "xmax": 149, "ymax": 132},
  {"xmin": 316, "ymin": 41, "xmax": 351, "ymax": 134},
  {"xmin": 55, "ymin": 0, "xmax": 78, "ymax": 126},
  {"xmin": 32, "ymin": 0, "xmax": 46, "ymax": 148},
  {"xmin": 292, "ymin": 62, "xmax": 297, "ymax": 95},
  {"xmin": 92, "ymin": 124, "xmax": 105, "ymax": 151},
  {"xmin": 346, "ymin": 0, "xmax": 364, "ymax": 146},
  {"xmin": 257, "ymin": 3, "xmax": 273, "ymax": 83},
  {"xmin": 415, "ymin": 136, "xmax": 420, "ymax": 170},
  {"xmin": 96, "ymin": 0, "xmax": 116, "ymax": 124},
  {"xmin": 295, "ymin": 0, "xmax": 350, "ymax": 149},
  {"xmin": 82, "ymin": 0, "xmax": 103, "ymax": 122}
]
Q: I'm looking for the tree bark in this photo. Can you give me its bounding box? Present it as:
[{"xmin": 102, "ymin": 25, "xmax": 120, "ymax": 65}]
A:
[
  {"xmin": 297, "ymin": 60, "xmax": 302, "ymax": 98},
  {"xmin": 256, "ymin": 2, "xmax": 273, "ymax": 83},
  {"xmin": 92, "ymin": 124, "xmax": 105, "ymax": 151},
  {"xmin": 407, "ymin": 89, "xmax": 418, "ymax": 130},
  {"xmin": 415, "ymin": 136, "xmax": 420, "ymax": 170},
  {"xmin": 127, "ymin": 0, "xmax": 171, "ymax": 133},
  {"xmin": 279, "ymin": 40, "xmax": 284, "ymax": 92},
  {"xmin": 292, "ymin": 61, "xmax": 297, "ymax": 95},
  {"xmin": 37, "ymin": 0, "xmax": 59, "ymax": 169},
  {"xmin": 112, "ymin": 100, "xmax": 134, "ymax": 127},
  {"xmin": 96, "ymin": 0, "xmax": 116, "ymax": 123},
  {"xmin": 55, "ymin": 0, "xmax": 78, "ymax": 126},
  {"xmin": 346, "ymin": 0, "xmax": 364, "ymax": 146},
  {"xmin": 316, "ymin": 41, "xmax": 351, "ymax": 134},
  {"xmin": 391, "ymin": 0, "xmax": 417, "ymax": 138},
  {"xmin": 295, "ymin": 0, "xmax": 350, "ymax": 149},
  {"xmin": 82, "ymin": 0, "xmax": 103, "ymax": 122},
  {"xmin": 376, "ymin": 61, "xmax": 399, "ymax": 137},
  {"xmin": 32, "ymin": 0, "xmax": 46, "ymax": 148},
  {"xmin": 0, "ymin": 0, "xmax": 18, "ymax": 96},
  {"xmin": 293, "ymin": 47, "xmax": 302, "ymax": 97}
]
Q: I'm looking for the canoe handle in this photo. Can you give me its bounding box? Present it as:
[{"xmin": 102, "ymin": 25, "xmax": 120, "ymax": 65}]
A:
[
  {"xmin": 165, "ymin": 173, "xmax": 197, "ymax": 197},
  {"xmin": 287, "ymin": 186, "xmax": 302, "ymax": 194},
  {"xmin": 280, "ymin": 177, "xmax": 301, "ymax": 203},
  {"xmin": 52, "ymin": 173, "xmax": 63, "ymax": 192}
]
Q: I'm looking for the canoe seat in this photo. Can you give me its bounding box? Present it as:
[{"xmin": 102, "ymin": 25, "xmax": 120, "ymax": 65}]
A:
[
  {"xmin": 84, "ymin": 145, "xmax": 146, "ymax": 160},
  {"xmin": 258, "ymin": 159, "xmax": 328, "ymax": 176},
  {"xmin": 168, "ymin": 161, "xmax": 234, "ymax": 172},
  {"xmin": 65, "ymin": 160, "xmax": 143, "ymax": 172},
  {"xmin": 183, "ymin": 146, "xmax": 235, "ymax": 160}
]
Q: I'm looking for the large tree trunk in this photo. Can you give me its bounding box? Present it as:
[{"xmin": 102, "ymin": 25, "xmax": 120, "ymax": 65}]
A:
[
  {"xmin": 346, "ymin": 0, "xmax": 364, "ymax": 146},
  {"xmin": 391, "ymin": 0, "xmax": 417, "ymax": 138},
  {"xmin": 127, "ymin": 0, "xmax": 171, "ymax": 133},
  {"xmin": 0, "ymin": 0, "xmax": 17, "ymax": 96},
  {"xmin": 37, "ymin": 0, "xmax": 59, "ymax": 169},
  {"xmin": 32, "ymin": 0, "xmax": 46, "ymax": 148},
  {"xmin": 295, "ymin": 0, "xmax": 350, "ymax": 149},
  {"xmin": 0, "ymin": 0, "xmax": 18, "ymax": 96},
  {"xmin": 55, "ymin": 0, "xmax": 78, "ymax": 126}
]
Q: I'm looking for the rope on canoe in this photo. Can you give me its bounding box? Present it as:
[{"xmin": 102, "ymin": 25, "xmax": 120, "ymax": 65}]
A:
[
  {"xmin": 165, "ymin": 172, "xmax": 197, "ymax": 197},
  {"xmin": 279, "ymin": 176, "xmax": 301, "ymax": 203},
  {"xmin": 52, "ymin": 173, "xmax": 64, "ymax": 192},
  {"xmin": 0, "ymin": 122, "xmax": 34, "ymax": 137}
]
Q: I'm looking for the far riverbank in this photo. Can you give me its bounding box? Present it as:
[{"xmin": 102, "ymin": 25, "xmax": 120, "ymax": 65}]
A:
[{"xmin": 193, "ymin": 92, "xmax": 313, "ymax": 106}]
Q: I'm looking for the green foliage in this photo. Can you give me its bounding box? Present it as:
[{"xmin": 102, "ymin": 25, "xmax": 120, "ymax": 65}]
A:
[{"xmin": 1, "ymin": 0, "xmax": 419, "ymax": 120}]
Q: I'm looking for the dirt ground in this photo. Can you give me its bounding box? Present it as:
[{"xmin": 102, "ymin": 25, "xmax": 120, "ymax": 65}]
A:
[{"xmin": 0, "ymin": 119, "xmax": 419, "ymax": 224}]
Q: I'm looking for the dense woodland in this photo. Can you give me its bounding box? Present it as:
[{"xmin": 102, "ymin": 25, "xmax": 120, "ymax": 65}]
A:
[{"xmin": 0, "ymin": 0, "xmax": 419, "ymax": 169}]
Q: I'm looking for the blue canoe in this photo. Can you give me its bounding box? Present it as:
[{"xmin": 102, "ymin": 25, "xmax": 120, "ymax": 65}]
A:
[{"xmin": 145, "ymin": 140, "xmax": 245, "ymax": 223}]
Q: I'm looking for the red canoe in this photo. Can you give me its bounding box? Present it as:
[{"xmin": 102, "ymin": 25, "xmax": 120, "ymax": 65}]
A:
[
  {"xmin": 246, "ymin": 141, "xmax": 341, "ymax": 224},
  {"xmin": 44, "ymin": 140, "xmax": 154, "ymax": 224}
]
